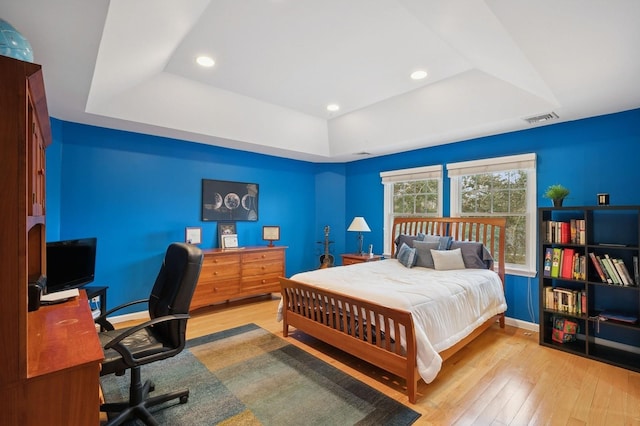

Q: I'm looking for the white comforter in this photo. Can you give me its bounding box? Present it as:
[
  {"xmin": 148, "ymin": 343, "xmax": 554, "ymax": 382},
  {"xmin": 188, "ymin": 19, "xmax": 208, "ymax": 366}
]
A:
[{"xmin": 277, "ymin": 259, "xmax": 507, "ymax": 383}]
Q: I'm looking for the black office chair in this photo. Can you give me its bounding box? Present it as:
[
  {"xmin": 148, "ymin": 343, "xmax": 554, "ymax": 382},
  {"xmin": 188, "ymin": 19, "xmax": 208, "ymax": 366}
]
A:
[{"xmin": 96, "ymin": 242, "xmax": 204, "ymax": 426}]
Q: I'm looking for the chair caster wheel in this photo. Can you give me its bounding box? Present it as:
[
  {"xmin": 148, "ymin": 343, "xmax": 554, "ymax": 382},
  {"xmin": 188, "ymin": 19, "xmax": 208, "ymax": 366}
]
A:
[{"xmin": 180, "ymin": 395, "xmax": 189, "ymax": 404}]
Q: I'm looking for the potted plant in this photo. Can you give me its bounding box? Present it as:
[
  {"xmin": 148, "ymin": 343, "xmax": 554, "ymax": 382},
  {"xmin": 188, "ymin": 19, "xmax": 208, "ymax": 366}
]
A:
[{"xmin": 544, "ymin": 184, "xmax": 570, "ymax": 207}]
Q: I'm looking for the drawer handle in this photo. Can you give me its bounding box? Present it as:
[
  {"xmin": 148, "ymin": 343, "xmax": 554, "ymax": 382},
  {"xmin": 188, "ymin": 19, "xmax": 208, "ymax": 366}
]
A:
[
  {"xmin": 214, "ymin": 271, "xmax": 218, "ymax": 275},
  {"xmin": 262, "ymin": 279, "xmax": 266, "ymax": 284},
  {"xmin": 261, "ymin": 254, "xmax": 266, "ymax": 258}
]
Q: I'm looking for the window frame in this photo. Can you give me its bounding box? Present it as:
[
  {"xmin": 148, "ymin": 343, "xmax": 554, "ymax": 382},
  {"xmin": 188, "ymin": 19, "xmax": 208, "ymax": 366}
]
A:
[
  {"xmin": 447, "ymin": 153, "xmax": 537, "ymax": 277},
  {"xmin": 380, "ymin": 165, "xmax": 443, "ymax": 255}
]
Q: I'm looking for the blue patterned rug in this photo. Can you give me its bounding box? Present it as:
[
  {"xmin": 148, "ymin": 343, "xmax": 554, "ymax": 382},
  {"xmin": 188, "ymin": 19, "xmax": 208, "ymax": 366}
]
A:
[{"xmin": 100, "ymin": 323, "xmax": 420, "ymax": 425}]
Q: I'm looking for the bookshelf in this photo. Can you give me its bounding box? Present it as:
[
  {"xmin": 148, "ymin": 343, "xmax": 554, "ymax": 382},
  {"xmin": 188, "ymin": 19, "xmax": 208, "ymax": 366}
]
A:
[{"xmin": 538, "ymin": 206, "xmax": 640, "ymax": 371}]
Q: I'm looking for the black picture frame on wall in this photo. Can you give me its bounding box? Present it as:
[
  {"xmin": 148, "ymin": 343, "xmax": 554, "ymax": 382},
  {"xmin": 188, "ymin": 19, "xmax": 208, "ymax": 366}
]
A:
[{"xmin": 202, "ymin": 179, "xmax": 259, "ymax": 221}]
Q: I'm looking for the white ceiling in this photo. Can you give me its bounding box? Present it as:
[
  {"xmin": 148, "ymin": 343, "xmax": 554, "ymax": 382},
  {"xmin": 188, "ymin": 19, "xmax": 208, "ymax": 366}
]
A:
[{"xmin": 2, "ymin": 0, "xmax": 639, "ymax": 162}]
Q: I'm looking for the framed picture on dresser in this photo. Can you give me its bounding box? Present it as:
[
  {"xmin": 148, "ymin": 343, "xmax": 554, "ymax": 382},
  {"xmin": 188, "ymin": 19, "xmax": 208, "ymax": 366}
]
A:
[{"xmin": 217, "ymin": 221, "xmax": 236, "ymax": 248}]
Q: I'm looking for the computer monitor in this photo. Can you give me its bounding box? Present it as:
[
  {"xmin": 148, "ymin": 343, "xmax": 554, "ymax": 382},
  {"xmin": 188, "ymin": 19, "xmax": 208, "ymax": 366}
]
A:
[{"xmin": 46, "ymin": 237, "xmax": 97, "ymax": 293}]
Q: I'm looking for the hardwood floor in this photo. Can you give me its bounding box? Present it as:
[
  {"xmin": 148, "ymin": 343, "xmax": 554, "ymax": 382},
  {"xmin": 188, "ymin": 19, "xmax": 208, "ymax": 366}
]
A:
[{"xmin": 119, "ymin": 294, "xmax": 640, "ymax": 425}]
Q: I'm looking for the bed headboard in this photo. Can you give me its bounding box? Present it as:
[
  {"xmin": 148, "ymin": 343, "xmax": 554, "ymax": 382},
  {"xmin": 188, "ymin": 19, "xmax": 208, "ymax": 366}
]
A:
[{"xmin": 390, "ymin": 217, "xmax": 506, "ymax": 284}]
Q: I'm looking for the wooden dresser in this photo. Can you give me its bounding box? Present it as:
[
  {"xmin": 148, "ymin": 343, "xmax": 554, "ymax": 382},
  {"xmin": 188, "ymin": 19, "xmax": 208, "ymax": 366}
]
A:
[{"xmin": 190, "ymin": 246, "xmax": 286, "ymax": 310}]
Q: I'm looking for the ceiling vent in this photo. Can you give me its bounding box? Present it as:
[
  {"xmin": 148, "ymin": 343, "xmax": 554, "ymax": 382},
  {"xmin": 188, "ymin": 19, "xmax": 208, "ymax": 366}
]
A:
[{"xmin": 523, "ymin": 112, "xmax": 559, "ymax": 124}]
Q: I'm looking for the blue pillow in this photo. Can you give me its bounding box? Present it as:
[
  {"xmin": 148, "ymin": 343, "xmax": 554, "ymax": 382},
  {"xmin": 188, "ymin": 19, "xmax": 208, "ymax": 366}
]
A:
[
  {"xmin": 413, "ymin": 241, "xmax": 440, "ymax": 268},
  {"xmin": 422, "ymin": 234, "xmax": 453, "ymax": 250},
  {"xmin": 449, "ymin": 241, "xmax": 494, "ymax": 269},
  {"xmin": 393, "ymin": 234, "xmax": 424, "ymax": 258},
  {"xmin": 397, "ymin": 243, "xmax": 417, "ymax": 268}
]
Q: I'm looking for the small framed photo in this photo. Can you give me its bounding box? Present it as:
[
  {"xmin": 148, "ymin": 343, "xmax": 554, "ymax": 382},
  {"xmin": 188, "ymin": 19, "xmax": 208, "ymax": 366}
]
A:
[
  {"xmin": 217, "ymin": 221, "xmax": 236, "ymax": 248},
  {"xmin": 262, "ymin": 226, "xmax": 280, "ymax": 247},
  {"xmin": 221, "ymin": 234, "xmax": 239, "ymax": 249},
  {"xmin": 185, "ymin": 227, "xmax": 202, "ymax": 245}
]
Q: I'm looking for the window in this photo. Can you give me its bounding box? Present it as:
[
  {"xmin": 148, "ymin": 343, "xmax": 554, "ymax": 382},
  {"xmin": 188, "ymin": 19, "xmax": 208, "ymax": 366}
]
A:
[
  {"xmin": 447, "ymin": 153, "xmax": 537, "ymax": 277},
  {"xmin": 380, "ymin": 165, "xmax": 443, "ymax": 255}
]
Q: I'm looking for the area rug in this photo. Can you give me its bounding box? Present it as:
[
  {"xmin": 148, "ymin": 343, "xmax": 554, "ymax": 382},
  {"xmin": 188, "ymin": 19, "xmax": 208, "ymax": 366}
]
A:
[{"xmin": 100, "ymin": 323, "xmax": 421, "ymax": 425}]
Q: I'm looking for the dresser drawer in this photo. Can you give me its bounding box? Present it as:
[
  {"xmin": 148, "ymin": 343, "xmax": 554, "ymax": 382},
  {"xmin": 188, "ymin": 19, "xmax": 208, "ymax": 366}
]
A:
[
  {"xmin": 241, "ymin": 273, "xmax": 281, "ymax": 294},
  {"xmin": 191, "ymin": 280, "xmax": 240, "ymax": 309},
  {"xmin": 242, "ymin": 261, "xmax": 283, "ymax": 277},
  {"xmin": 200, "ymin": 257, "xmax": 240, "ymax": 281},
  {"xmin": 242, "ymin": 249, "xmax": 283, "ymax": 264}
]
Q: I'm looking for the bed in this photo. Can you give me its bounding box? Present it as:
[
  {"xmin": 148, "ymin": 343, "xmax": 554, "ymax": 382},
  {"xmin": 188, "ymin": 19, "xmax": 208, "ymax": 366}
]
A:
[{"xmin": 279, "ymin": 217, "xmax": 507, "ymax": 403}]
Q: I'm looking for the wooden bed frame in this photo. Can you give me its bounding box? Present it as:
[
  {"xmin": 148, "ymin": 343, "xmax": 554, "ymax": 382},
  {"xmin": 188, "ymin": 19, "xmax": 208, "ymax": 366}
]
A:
[{"xmin": 280, "ymin": 217, "xmax": 506, "ymax": 403}]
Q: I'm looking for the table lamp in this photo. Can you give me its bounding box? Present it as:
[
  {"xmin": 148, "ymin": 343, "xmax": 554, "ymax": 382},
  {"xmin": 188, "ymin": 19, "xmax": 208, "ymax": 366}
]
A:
[{"xmin": 347, "ymin": 216, "xmax": 371, "ymax": 255}]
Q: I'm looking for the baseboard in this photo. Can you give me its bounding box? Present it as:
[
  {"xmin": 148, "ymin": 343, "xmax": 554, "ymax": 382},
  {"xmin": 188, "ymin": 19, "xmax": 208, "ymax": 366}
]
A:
[
  {"xmin": 107, "ymin": 310, "xmax": 149, "ymax": 324},
  {"xmin": 505, "ymin": 316, "xmax": 539, "ymax": 332}
]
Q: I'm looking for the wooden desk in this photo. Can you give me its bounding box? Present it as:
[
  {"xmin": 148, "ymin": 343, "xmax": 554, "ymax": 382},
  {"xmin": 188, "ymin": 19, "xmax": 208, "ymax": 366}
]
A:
[{"xmin": 23, "ymin": 290, "xmax": 103, "ymax": 425}]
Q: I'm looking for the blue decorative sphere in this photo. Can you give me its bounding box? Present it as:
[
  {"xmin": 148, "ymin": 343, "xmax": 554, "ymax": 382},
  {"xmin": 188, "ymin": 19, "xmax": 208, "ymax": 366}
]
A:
[{"xmin": 0, "ymin": 19, "xmax": 33, "ymax": 62}]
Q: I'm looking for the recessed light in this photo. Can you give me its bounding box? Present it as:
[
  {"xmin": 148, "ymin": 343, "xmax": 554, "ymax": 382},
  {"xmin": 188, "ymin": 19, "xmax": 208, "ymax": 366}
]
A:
[
  {"xmin": 196, "ymin": 56, "xmax": 215, "ymax": 67},
  {"xmin": 410, "ymin": 70, "xmax": 427, "ymax": 80},
  {"xmin": 327, "ymin": 104, "xmax": 340, "ymax": 112}
]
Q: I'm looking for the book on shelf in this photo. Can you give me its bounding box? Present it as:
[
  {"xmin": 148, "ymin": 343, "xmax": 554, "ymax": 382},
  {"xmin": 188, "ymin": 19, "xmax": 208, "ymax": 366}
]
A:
[
  {"xmin": 560, "ymin": 248, "xmax": 575, "ymax": 279},
  {"xmin": 573, "ymin": 253, "xmax": 586, "ymax": 280},
  {"xmin": 589, "ymin": 252, "xmax": 607, "ymax": 283},
  {"xmin": 594, "ymin": 254, "xmax": 613, "ymax": 284},
  {"xmin": 604, "ymin": 254, "xmax": 624, "ymax": 285},
  {"xmin": 543, "ymin": 219, "xmax": 586, "ymax": 244},
  {"xmin": 551, "ymin": 248, "xmax": 561, "ymax": 278},
  {"xmin": 613, "ymin": 258, "xmax": 635, "ymax": 286},
  {"xmin": 545, "ymin": 287, "xmax": 585, "ymax": 315},
  {"xmin": 600, "ymin": 255, "xmax": 621, "ymax": 285},
  {"xmin": 634, "ymin": 256, "xmax": 639, "ymax": 285},
  {"xmin": 543, "ymin": 248, "xmax": 553, "ymax": 277}
]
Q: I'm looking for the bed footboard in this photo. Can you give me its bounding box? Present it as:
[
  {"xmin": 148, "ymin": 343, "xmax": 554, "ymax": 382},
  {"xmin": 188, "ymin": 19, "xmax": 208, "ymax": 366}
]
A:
[{"xmin": 280, "ymin": 277, "xmax": 420, "ymax": 403}]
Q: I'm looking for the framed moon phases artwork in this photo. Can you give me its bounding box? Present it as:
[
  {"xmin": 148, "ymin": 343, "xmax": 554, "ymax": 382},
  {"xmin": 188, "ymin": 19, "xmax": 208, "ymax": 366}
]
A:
[{"xmin": 202, "ymin": 179, "xmax": 259, "ymax": 221}]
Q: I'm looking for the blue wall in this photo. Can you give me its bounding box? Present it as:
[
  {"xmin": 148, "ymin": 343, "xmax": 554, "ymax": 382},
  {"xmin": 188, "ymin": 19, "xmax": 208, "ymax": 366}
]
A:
[
  {"xmin": 343, "ymin": 108, "xmax": 640, "ymax": 324},
  {"xmin": 46, "ymin": 108, "xmax": 640, "ymax": 322}
]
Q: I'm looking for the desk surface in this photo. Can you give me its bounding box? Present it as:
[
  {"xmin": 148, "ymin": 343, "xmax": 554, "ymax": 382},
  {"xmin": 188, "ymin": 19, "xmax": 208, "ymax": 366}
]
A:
[{"xmin": 27, "ymin": 290, "xmax": 104, "ymax": 378}]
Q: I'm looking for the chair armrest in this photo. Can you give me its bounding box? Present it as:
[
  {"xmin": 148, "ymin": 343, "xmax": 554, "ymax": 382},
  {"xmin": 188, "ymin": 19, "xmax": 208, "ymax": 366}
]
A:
[
  {"xmin": 103, "ymin": 314, "xmax": 191, "ymax": 367},
  {"xmin": 94, "ymin": 298, "xmax": 149, "ymax": 331}
]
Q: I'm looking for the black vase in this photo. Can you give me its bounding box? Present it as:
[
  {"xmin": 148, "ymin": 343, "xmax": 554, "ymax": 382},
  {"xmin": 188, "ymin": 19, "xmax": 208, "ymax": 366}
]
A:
[{"xmin": 553, "ymin": 199, "xmax": 564, "ymax": 207}]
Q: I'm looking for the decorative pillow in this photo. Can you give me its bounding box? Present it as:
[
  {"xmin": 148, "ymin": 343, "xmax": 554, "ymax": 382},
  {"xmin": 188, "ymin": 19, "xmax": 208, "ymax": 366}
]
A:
[
  {"xmin": 431, "ymin": 248, "xmax": 466, "ymax": 270},
  {"xmin": 449, "ymin": 241, "xmax": 494, "ymax": 269},
  {"xmin": 393, "ymin": 234, "xmax": 424, "ymax": 258},
  {"xmin": 413, "ymin": 241, "xmax": 440, "ymax": 268},
  {"xmin": 397, "ymin": 243, "xmax": 417, "ymax": 268},
  {"xmin": 422, "ymin": 234, "xmax": 453, "ymax": 250}
]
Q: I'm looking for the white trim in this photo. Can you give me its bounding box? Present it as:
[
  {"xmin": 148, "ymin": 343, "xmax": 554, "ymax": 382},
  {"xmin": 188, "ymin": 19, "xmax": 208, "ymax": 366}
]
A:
[
  {"xmin": 449, "ymin": 153, "xmax": 537, "ymax": 278},
  {"xmin": 380, "ymin": 165, "xmax": 442, "ymax": 183},
  {"xmin": 505, "ymin": 317, "xmax": 539, "ymax": 332},
  {"xmin": 380, "ymin": 165, "xmax": 443, "ymax": 254},
  {"xmin": 104, "ymin": 310, "xmax": 149, "ymax": 325},
  {"xmin": 447, "ymin": 153, "xmax": 536, "ymax": 176}
]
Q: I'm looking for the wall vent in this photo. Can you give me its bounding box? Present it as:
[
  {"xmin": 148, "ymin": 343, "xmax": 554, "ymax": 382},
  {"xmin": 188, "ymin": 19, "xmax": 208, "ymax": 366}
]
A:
[{"xmin": 523, "ymin": 112, "xmax": 559, "ymax": 124}]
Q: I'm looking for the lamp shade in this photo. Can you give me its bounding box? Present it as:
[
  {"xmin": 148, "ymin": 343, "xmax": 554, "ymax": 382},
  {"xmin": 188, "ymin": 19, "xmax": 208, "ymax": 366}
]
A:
[{"xmin": 347, "ymin": 217, "xmax": 371, "ymax": 232}]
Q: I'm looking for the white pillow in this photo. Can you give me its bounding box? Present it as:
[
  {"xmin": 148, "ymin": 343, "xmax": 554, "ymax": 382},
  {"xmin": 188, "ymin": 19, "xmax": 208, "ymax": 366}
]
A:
[{"xmin": 431, "ymin": 248, "xmax": 466, "ymax": 270}]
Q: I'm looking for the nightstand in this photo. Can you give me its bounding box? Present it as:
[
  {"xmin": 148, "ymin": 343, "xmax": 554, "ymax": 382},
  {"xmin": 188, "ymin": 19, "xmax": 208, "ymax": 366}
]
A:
[{"xmin": 341, "ymin": 253, "xmax": 383, "ymax": 266}]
